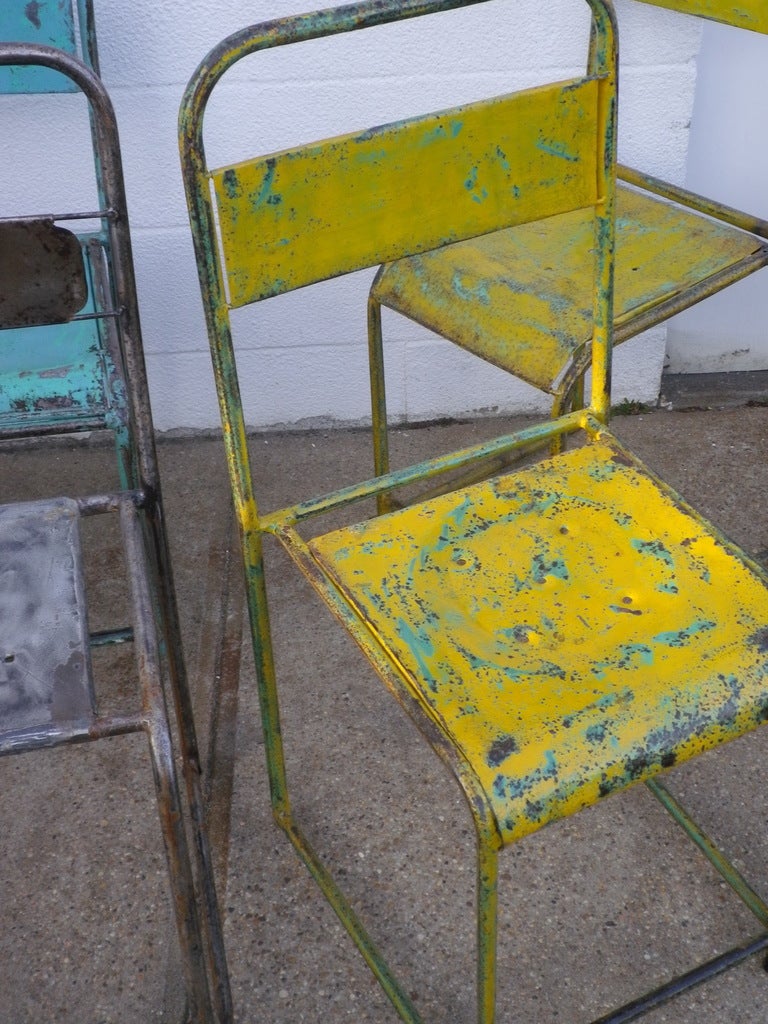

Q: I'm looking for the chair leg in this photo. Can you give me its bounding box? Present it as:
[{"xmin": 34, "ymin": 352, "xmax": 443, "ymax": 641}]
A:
[
  {"xmin": 114, "ymin": 421, "xmax": 135, "ymax": 491},
  {"xmin": 367, "ymin": 291, "xmax": 395, "ymax": 515},
  {"xmin": 145, "ymin": 704, "xmax": 214, "ymax": 1024},
  {"xmin": 148, "ymin": 507, "xmax": 233, "ymax": 1022},
  {"xmin": 569, "ymin": 373, "xmax": 586, "ymax": 414},
  {"xmin": 477, "ymin": 837, "xmax": 499, "ymax": 1024},
  {"xmin": 549, "ymin": 392, "xmax": 567, "ymax": 455},
  {"xmin": 121, "ymin": 502, "xmax": 217, "ymax": 1022},
  {"xmin": 549, "ymin": 372, "xmax": 585, "ymax": 455}
]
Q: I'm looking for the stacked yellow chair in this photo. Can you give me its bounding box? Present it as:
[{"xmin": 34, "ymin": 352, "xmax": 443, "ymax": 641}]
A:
[{"xmin": 367, "ymin": 0, "xmax": 768, "ymax": 485}]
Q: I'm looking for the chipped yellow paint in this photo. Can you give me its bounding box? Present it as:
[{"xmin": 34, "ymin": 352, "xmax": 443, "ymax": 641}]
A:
[
  {"xmin": 211, "ymin": 78, "xmax": 600, "ymax": 306},
  {"xmin": 373, "ymin": 184, "xmax": 766, "ymax": 392},
  {"xmin": 310, "ymin": 435, "xmax": 768, "ymax": 845},
  {"xmin": 638, "ymin": 0, "xmax": 768, "ymax": 33}
]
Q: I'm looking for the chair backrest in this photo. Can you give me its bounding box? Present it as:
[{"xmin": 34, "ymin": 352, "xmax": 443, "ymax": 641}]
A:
[
  {"xmin": 634, "ymin": 0, "xmax": 768, "ymax": 33},
  {"xmin": 0, "ymin": 5, "xmax": 133, "ymax": 459},
  {"xmin": 0, "ymin": 42, "xmax": 158, "ymax": 496},
  {"xmin": 0, "ymin": 0, "xmax": 98, "ymax": 92},
  {"xmin": 215, "ymin": 78, "xmax": 606, "ymax": 304},
  {"xmin": 181, "ymin": 0, "xmax": 618, "ymax": 450}
]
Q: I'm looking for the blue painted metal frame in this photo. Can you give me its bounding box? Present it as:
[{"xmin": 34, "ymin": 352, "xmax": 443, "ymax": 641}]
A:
[{"xmin": 0, "ymin": 0, "xmax": 127, "ymax": 466}]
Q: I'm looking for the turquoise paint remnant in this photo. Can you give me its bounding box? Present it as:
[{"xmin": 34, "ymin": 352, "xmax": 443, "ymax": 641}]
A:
[
  {"xmin": 657, "ymin": 580, "xmax": 679, "ymax": 594},
  {"xmin": 653, "ymin": 619, "xmax": 717, "ymax": 647},
  {"xmin": 395, "ymin": 618, "xmax": 437, "ymax": 689},
  {"xmin": 222, "ymin": 169, "xmax": 241, "ymax": 200},
  {"xmin": 493, "ymin": 749, "xmax": 559, "ymax": 804},
  {"xmin": 587, "ymin": 458, "xmax": 619, "ymax": 482},
  {"xmin": 421, "ymin": 123, "xmax": 449, "ymax": 144},
  {"xmin": 561, "ymin": 689, "xmax": 633, "ymax": 729},
  {"xmin": 450, "ymin": 549, "xmax": 481, "ymax": 572},
  {"xmin": 585, "ymin": 723, "xmax": 607, "ymax": 744},
  {"xmin": 497, "ymin": 624, "xmax": 539, "ymax": 644},
  {"xmin": 451, "ymin": 273, "xmax": 490, "ymax": 305},
  {"xmin": 464, "ymin": 164, "xmax": 489, "ymax": 204},
  {"xmin": 632, "ymin": 537, "xmax": 674, "ymax": 567},
  {"xmin": 591, "ymin": 644, "xmax": 654, "ymax": 681},
  {"xmin": 535, "ymin": 138, "xmax": 580, "ymax": 162},
  {"xmin": 353, "ymin": 147, "xmax": 388, "ymax": 165},
  {"xmin": 452, "ymin": 641, "xmax": 566, "ymax": 683},
  {"xmin": 530, "ymin": 552, "xmax": 569, "ymax": 584},
  {"xmin": 250, "ymin": 159, "xmax": 278, "ymax": 209},
  {"xmin": 417, "ymin": 119, "xmax": 462, "ymax": 148},
  {"xmin": 431, "ymin": 494, "xmax": 473, "ymax": 542},
  {"xmin": 495, "ymin": 146, "xmax": 511, "ymax": 172},
  {"xmin": 620, "ymin": 644, "xmax": 655, "ymax": 667},
  {"xmin": 631, "ymin": 537, "xmax": 679, "ymax": 592}
]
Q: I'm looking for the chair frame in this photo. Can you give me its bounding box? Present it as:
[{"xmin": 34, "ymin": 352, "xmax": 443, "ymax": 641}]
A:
[
  {"xmin": 1, "ymin": 41, "xmax": 231, "ymax": 1023},
  {"xmin": 180, "ymin": 0, "xmax": 768, "ymax": 1021}
]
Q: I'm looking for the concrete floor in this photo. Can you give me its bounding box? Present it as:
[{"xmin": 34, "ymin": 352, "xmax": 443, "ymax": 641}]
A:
[{"xmin": 3, "ymin": 405, "xmax": 768, "ymax": 1023}]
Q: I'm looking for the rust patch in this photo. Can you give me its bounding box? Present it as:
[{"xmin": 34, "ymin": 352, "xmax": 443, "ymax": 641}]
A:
[
  {"xmin": 609, "ymin": 449, "xmax": 635, "ymax": 468},
  {"xmin": 749, "ymin": 626, "xmax": 768, "ymax": 652},
  {"xmin": 487, "ymin": 734, "xmax": 518, "ymax": 767},
  {"xmin": 34, "ymin": 395, "xmax": 75, "ymax": 411},
  {"xmin": 38, "ymin": 366, "xmax": 72, "ymax": 379},
  {"xmin": 25, "ymin": 2, "xmax": 42, "ymax": 30},
  {"xmin": 50, "ymin": 651, "xmax": 90, "ymax": 722}
]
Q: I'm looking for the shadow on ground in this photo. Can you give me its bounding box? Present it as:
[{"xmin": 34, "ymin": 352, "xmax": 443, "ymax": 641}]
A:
[{"xmin": 3, "ymin": 405, "xmax": 768, "ymax": 1023}]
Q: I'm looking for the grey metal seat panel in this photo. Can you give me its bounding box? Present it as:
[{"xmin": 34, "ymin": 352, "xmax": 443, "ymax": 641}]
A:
[{"xmin": 0, "ymin": 497, "xmax": 94, "ymax": 739}]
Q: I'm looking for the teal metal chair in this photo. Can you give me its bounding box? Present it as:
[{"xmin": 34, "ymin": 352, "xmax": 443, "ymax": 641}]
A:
[
  {"xmin": 181, "ymin": 0, "xmax": 768, "ymax": 1020},
  {"xmin": 0, "ymin": 31, "xmax": 231, "ymax": 1024},
  {"xmin": 0, "ymin": 0, "xmax": 132, "ymax": 478},
  {"xmin": 366, "ymin": 0, "xmax": 768, "ymax": 487}
]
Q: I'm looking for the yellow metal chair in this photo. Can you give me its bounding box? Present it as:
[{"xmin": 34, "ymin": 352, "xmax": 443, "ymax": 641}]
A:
[
  {"xmin": 367, "ymin": 0, "xmax": 768, "ymax": 486},
  {"xmin": 180, "ymin": 0, "xmax": 768, "ymax": 1020}
]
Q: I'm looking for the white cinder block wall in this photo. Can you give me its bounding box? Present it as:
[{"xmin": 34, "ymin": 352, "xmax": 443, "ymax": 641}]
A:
[
  {"xmin": 3, "ymin": 0, "xmax": 701, "ymax": 430},
  {"xmin": 666, "ymin": 21, "xmax": 768, "ymax": 374}
]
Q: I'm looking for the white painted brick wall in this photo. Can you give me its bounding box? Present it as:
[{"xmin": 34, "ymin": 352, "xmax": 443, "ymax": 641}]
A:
[
  {"xmin": 667, "ymin": 21, "xmax": 768, "ymax": 375},
  {"xmin": 2, "ymin": 0, "xmax": 702, "ymax": 430}
]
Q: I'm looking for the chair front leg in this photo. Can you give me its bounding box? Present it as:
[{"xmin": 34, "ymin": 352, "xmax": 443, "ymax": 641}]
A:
[
  {"xmin": 477, "ymin": 835, "xmax": 500, "ymax": 1024},
  {"xmin": 367, "ymin": 289, "xmax": 395, "ymax": 515}
]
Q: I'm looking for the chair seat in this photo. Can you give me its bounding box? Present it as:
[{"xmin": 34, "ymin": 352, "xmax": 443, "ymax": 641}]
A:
[
  {"xmin": 0, "ymin": 497, "xmax": 94, "ymax": 741},
  {"xmin": 309, "ymin": 433, "xmax": 768, "ymax": 845},
  {"xmin": 373, "ymin": 185, "xmax": 768, "ymax": 393}
]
